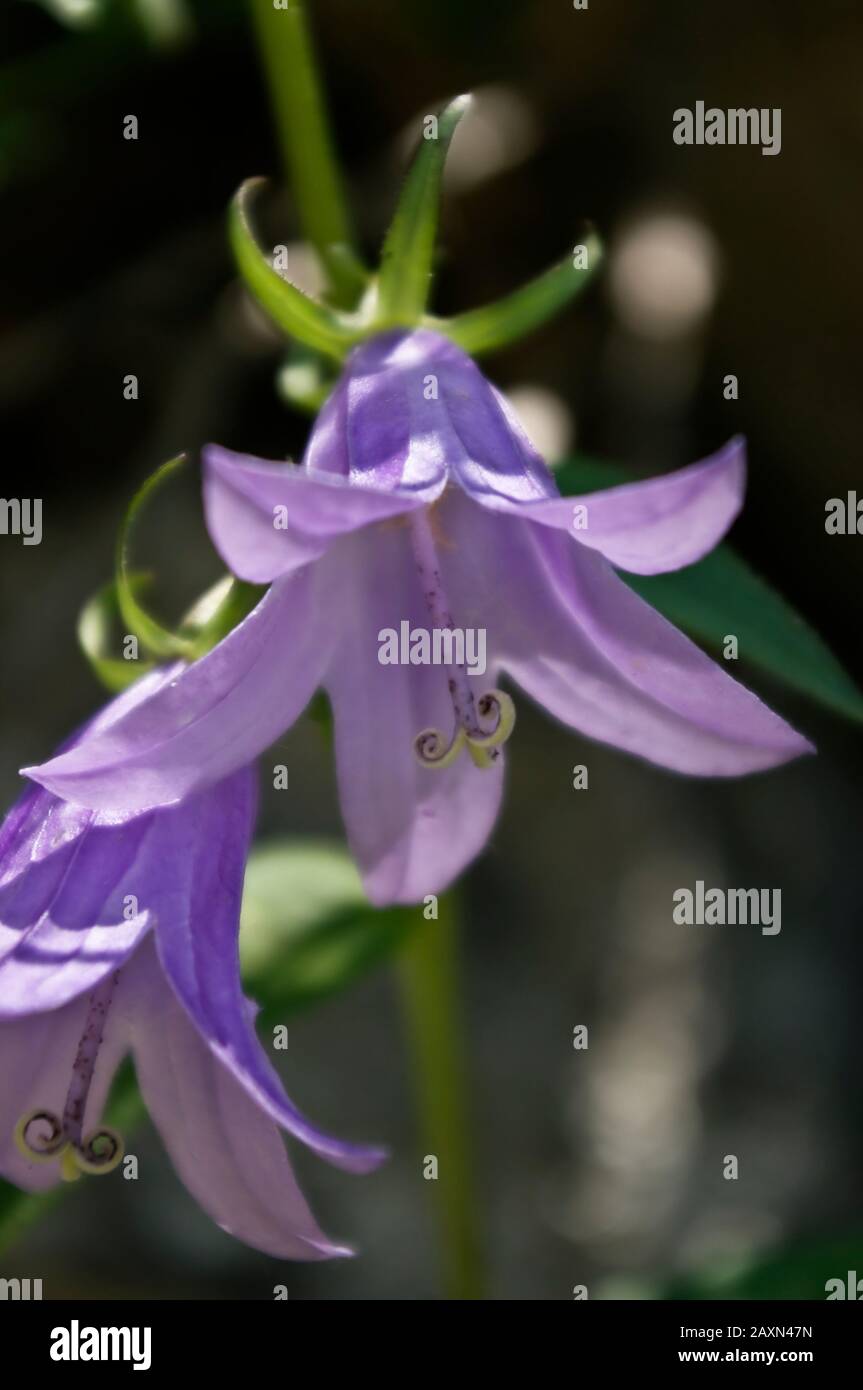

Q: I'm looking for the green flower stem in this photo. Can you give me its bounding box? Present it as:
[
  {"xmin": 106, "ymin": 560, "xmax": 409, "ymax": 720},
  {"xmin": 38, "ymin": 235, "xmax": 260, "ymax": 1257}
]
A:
[
  {"xmin": 249, "ymin": 0, "xmax": 362, "ymax": 308},
  {"xmin": 397, "ymin": 894, "xmax": 484, "ymax": 1300}
]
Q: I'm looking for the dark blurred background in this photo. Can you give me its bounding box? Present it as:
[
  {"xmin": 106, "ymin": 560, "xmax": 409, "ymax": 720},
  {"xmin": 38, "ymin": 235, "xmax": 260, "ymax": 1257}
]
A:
[{"xmin": 1, "ymin": 0, "xmax": 861, "ymax": 1300}]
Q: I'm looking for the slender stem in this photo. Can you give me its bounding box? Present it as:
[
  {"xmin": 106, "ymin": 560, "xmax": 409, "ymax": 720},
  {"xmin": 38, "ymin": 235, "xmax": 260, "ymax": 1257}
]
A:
[
  {"xmin": 398, "ymin": 893, "xmax": 484, "ymax": 1300},
  {"xmin": 249, "ymin": 0, "xmax": 361, "ymax": 307}
]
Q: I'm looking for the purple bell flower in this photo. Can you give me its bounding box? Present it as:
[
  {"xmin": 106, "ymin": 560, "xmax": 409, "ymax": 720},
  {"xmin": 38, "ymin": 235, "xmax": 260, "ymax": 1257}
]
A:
[
  {"xmin": 25, "ymin": 330, "xmax": 813, "ymax": 905},
  {"xmin": 1, "ymin": 671, "xmax": 384, "ymax": 1259}
]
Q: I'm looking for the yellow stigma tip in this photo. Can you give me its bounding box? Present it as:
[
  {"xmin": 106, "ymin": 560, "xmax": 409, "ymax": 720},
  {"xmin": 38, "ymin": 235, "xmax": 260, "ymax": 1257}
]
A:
[{"xmin": 60, "ymin": 1147, "xmax": 82, "ymax": 1183}]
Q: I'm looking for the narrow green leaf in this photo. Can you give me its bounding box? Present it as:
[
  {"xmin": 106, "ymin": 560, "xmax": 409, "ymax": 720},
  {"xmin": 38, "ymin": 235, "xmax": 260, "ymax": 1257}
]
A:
[
  {"xmin": 229, "ymin": 179, "xmax": 360, "ymax": 360},
  {"xmin": 557, "ymin": 456, "xmax": 863, "ymax": 723},
  {"xmin": 78, "ymin": 578, "xmax": 156, "ymax": 693},
  {"xmin": 435, "ymin": 229, "xmax": 603, "ymax": 356},
  {"xmin": 116, "ymin": 455, "xmax": 195, "ymax": 661},
  {"xmin": 377, "ymin": 95, "xmax": 472, "ymax": 324},
  {"xmin": 240, "ymin": 839, "xmax": 416, "ymax": 1016}
]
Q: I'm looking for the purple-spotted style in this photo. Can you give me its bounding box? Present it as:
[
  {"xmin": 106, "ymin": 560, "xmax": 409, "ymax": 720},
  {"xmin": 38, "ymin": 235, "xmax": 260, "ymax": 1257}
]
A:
[
  {"xmin": 1, "ymin": 672, "xmax": 384, "ymax": 1259},
  {"xmin": 25, "ymin": 330, "xmax": 813, "ymax": 905}
]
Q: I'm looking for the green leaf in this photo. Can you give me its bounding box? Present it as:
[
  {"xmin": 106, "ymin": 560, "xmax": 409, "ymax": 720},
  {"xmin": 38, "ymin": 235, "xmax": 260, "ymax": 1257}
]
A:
[
  {"xmin": 377, "ymin": 95, "xmax": 472, "ymax": 324},
  {"xmin": 240, "ymin": 839, "xmax": 416, "ymax": 1016},
  {"xmin": 436, "ymin": 229, "xmax": 603, "ymax": 356},
  {"xmin": 661, "ymin": 1234, "xmax": 863, "ymax": 1300},
  {"xmin": 229, "ymin": 179, "xmax": 361, "ymax": 360},
  {"xmin": 77, "ymin": 578, "xmax": 156, "ymax": 692},
  {"xmin": 556, "ymin": 456, "xmax": 863, "ymax": 723},
  {"xmin": 554, "ymin": 456, "xmax": 631, "ymax": 493},
  {"xmin": 116, "ymin": 454, "xmax": 197, "ymax": 661}
]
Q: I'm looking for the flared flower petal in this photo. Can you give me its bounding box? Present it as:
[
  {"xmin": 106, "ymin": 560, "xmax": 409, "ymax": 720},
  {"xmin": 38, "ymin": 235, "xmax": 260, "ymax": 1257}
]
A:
[
  {"xmin": 0, "ymin": 941, "xmax": 355, "ymax": 1259},
  {"xmin": 204, "ymin": 445, "xmax": 428, "ymax": 583},
  {"xmin": 23, "ymin": 571, "xmax": 333, "ymax": 813},
  {"xmin": 471, "ymin": 437, "xmax": 747, "ymax": 575},
  {"xmin": 321, "ymin": 531, "xmax": 505, "ymax": 905},
  {"xmin": 440, "ymin": 489, "xmax": 813, "ymax": 775},
  {"xmin": 150, "ymin": 767, "xmax": 385, "ymax": 1172},
  {"xmin": 119, "ymin": 940, "xmax": 355, "ymax": 1260},
  {"xmin": 0, "ymin": 671, "xmax": 190, "ymax": 1015}
]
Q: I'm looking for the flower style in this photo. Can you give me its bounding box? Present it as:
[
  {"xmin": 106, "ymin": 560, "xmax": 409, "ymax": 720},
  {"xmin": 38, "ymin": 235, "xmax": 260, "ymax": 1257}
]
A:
[
  {"xmin": 1, "ymin": 671, "xmax": 384, "ymax": 1259},
  {"xmin": 25, "ymin": 330, "xmax": 813, "ymax": 906}
]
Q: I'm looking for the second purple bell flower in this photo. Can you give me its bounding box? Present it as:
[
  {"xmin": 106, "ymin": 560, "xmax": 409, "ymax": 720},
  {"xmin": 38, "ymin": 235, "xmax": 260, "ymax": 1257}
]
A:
[{"xmin": 2, "ymin": 671, "xmax": 384, "ymax": 1258}]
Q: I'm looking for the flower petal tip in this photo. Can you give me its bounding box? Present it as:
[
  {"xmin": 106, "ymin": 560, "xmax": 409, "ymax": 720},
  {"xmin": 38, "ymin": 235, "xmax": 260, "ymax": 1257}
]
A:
[
  {"xmin": 348, "ymin": 1142, "xmax": 390, "ymax": 1175},
  {"xmin": 19, "ymin": 763, "xmax": 47, "ymax": 790},
  {"xmin": 311, "ymin": 1239, "xmax": 357, "ymax": 1261}
]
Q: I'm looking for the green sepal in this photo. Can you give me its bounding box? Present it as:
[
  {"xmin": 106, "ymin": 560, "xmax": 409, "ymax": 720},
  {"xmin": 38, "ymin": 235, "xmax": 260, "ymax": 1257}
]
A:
[
  {"xmin": 377, "ymin": 95, "xmax": 472, "ymax": 325},
  {"xmin": 77, "ymin": 578, "xmax": 157, "ymax": 693},
  {"xmin": 435, "ymin": 229, "xmax": 603, "ymax": 356},
  {"xmin": 116, "ymin": 455, "xmax": 196, "ymax": 661},
  {"xmin": 180, "ymin": 575, "xmax": 267, "ymax": 659},
  {"xmin": 229, "ymin": 179, "xmax": 362, "ymax": 360},
  {"xmin": 113, "ymin": 456, "xmax": 265, "ymax": 673}
]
